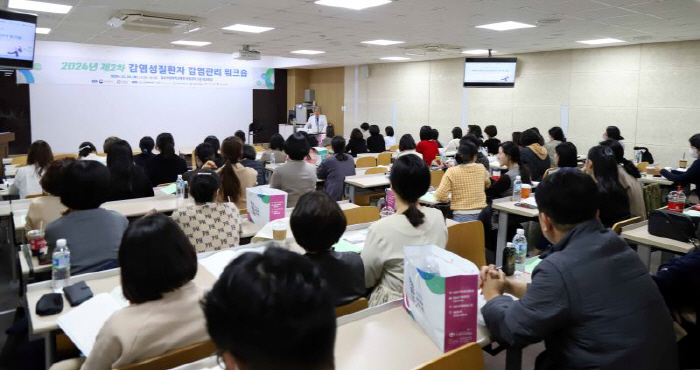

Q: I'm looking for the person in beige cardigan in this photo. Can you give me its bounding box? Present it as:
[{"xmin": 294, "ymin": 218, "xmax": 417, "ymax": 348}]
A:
[
  {"xmin": 25, "ymin": 159, "xmax": 71, "ymax": 235},
  {"xmin": 50, "ymin": 214, "xmax": 208, "ymax": 370},
  {"xmin": 215, "ymin": 136, "xmax": 257, "ymax": 210},
  {"xmin": 361, "ymin": 155, "xmax": 448, "ymax": 307}
]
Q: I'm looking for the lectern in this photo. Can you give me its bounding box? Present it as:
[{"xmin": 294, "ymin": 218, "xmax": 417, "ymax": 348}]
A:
[{"xmin": 0, "ymin": 132, "xmax": 15, "ymax": 178}]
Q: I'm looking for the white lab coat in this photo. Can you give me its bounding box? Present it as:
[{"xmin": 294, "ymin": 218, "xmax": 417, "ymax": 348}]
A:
[{"xmin": 305, "ymin": 114, "xmax": 328, "ymax": 135}]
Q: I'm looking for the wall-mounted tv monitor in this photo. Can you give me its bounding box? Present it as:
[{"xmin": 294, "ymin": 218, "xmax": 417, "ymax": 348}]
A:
[
  {"xmin": 463, "ymin": 57, "xmax": 517, "ymax": 88},
  {"xmin": 0, "ymin": 9, "xmax": 38, "ymax": 70}
]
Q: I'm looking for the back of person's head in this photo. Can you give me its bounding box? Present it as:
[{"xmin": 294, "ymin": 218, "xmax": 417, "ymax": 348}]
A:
[
  {"xmin": 204, "ymin": 136, "xmax": 221, "ymax": 155},
  {"xmin": 548, "ymin": 126, "xmax": 566, "ymax": 142},
  {"xmin": 331, "ymin": 136, "xmax": 348, "ymax": 161},
  {"xmin": 432, "ymin": 128, "xmax": 440, "ymax": 141},
  {"xmin": 190, "ymin": 170, "xmax": 221, "ymax": 203},
  {"xmin": 40, "ymin": 158, "xmax": 73, "ymax": 196},
  {"xmin": 269, "ymin": 133, "xmax": 285, "ymax": 151},
  {"xmin": 285, "ymin": 132, "xmax": 311, "ymax": 161},
  {"xmin": 587, "ymin": 145, "xmax": 623, "ymax": 195},
  {"xmin": 291, "ymin": 191, "xmax": 346, "ymax": 253},
  {"xmin": 605, "ymin": 126, "xmax": 624, "ymax": 141},
  {"xmin": 155, "ymin": 133, "xmax": 176, "ymax": 158},
  {"xmin": 554, "ymin": 142, "xmax": 578, "ymax": 168},
  {"xmin": 390, "ymin": 155, "xmax": 430, "ymax": 227},
  {"xmin": 599, "ymin": 139, "xmax": 640, "ymax": 178},
  {"xmin": 451, "ymin": 127, "xmax": 462, "ymax": 139},
  {"xmin": 484, "ymin": 125, "xmax": 497, "ymax": 138},
  {"xmin": 385, "ymin": 126, "xmax": 394, "ymax": 137},
  {"xmin": 360, "ymin": 122, "xmax": 370, "ymax": 131},
  {"xmin": 27, "ymin": 140, "xmax": 54, "ymax": 175},
  {"xmin": 535, "ymin": 168, "xmax": 598, "ymax": 230},
  {"xmin": 399, "ymin": 134, "xmax": 416, "ymax": 151},
  {"xmin": 307, "ymin": 134, "xmax": 319, "ymax": 148},
  {"xmin": 512, "ymin": 131, "xmax": 522, "ymax": 146},
  {"xmin": 690, "ymin": 133, "xmax": 700, "ymax": 149},
  {"xmin": 419, "ymin": 125, "xmax": 432, "ymax": 141},
  {"xmin": 241, "ymin": 145, "xmax": 257, "ymax": 161},
  {"xmin": 467, "ymin": 125, "xmax": 483, "ymax": 139},
  {"xmin": 195, "ymin": 142, "xmax": 215, "ymax": 165},
  {"xmin": 220, "ymin": 136, "xmax": 243, "ymax": 203},
  {"xmin": 350, "ymin": 128, "xmax": 363, "ymax": 141},
  {"xmin": 78, "ymin": 142, "xmax": 97, "ymax": 158},
  {"xmin": 369, "ymin": 125, "xmax": 381, "ymax": 136},
  {"xmin": 203, "ymin": 247, "xmax": 336, "ymax": 370},
  {"xmin": 139, "ymin": 136, "xmax": 155, "ymax": 154},
  {"xmin": 106, "ymin": 140, "xmax": 137, "ymax": 194},
  {"xmin": 326, "ymin": 125, "xmax": 335, "ymax": 137},
  {"xmin": 456, "ymin": 141, "xmax": 477, "ymax": 164},
  {"xmin": 520, "ymin": 129, "xmax": 541, "ymax": 146},
  {"xmin": 235, "ymin": 130, "xmax": 246, "ymax": 143},
  {"xmin": 460, "ymin": 133, "xmax": 483, "ymax": 149},
  {"xmin": 500, "ymin": 141, "xmax": 531, "ymax": 183},
  {"xmin": 120, "ymin": 213, "xmax": 197, "ymax": 304},
  {"xmin": 60, "ymin": 160, "xmax": 110, "ymax": 210},
  {"xmin": 103, "ymin": 136, "xmax": 121, "ymax": 154}
]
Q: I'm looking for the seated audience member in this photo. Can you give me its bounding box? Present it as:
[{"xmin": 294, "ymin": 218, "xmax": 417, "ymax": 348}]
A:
[
  {"xmin": 172, "ymin": 170, "xmax": 241, "ymax": 253},
  {"xmin": 600, "ymin": 139, "xmax": 645, "ymax": 219},
  {"xmin": 360, "ymin": 122, "xmax": 371, "ymax": 139},
  {"xmin": 204, "ymin": 135, "xmax": 225, "ymax": 168},
  {"xmin": 306, "ymin": 131, "xmax": 319, "ymax": 148},
  {"xmin": 653, "ymin": 248, "xmax": 700, "ymax": 368},
  {"xmin": 661, "ymin": 133, "xmax": 700, "ymax": 191},
  {"xmin": 291, "ymin": 191, "xmax": 365, "ymax": 306},
  {"xmin": 234, "ymin": 130, "xmax": 246, "ymax": 143},
  {"xmin": 460, "ymin": 134, "xmax": 490, "ymax": 170},
  {"xmin": 25, "ymin": 159, "xmax": 70, "ymax": 235},
  {"xmin": 317, "ymin": 136, "xmax": 355, "ymax": 201},
  {"xmin": 133, "ymin": 136, "xmax": 155, "ymax": 168},
  {"xmin": 218, "ymin": 136, "xmax": 257, "ymax": 210},
  {"xmin": 45, "ymin": 160, "xmax": 128, "ymax": 275},
  {"xmin": 321, "ymin": 125, "xmax": 334, "ymax": 147},
  {"xmin": 145, "ymin": 133, "xmax": 187, "ymax": 186},
  {"xmin": 73, "ymin": 214, "xmax": 207, "ymax": 370},
  {"xmin": 484, "ymin": 125, "xmax": 501, "ymax": 155},
  {"xmin": 241, "ymin": 144, "xmax": 265, "ymax": 185},
  {"xmin": 305, "ymin": 147, "xmax": 319, "ymax": 166},
  {"xmin": 345, "ymin": 128, "xmax": 368, "ymax": 157},
  {"xmin": 520, "ymin": 129, "xmax": 551, "ymax": 181},
  {"xmin": 481, "ymin": 169, "xmax": 677, "ymax": 370},
  {"xmin": 261, "ymin": 133, "xmax": 287, "ymax": 164},
  {"xmin": 103, "ymin": 136, "xmax": 121, "ymax": 154},
  {"xmin": 106, "ymin": 140, "xmax": 154, "ymax": 201},
  {"xmin": 362, "ymin": 155, "xmax": 447, "ymax": 306},
  {"xmin": 585, "ymin": 145, "xmax": 632, "ymax": 227},
  {"xmin": 395, "ymin": 134, "xmax": 422, "ymax": 159},
  {"xmin": 603, "ymin": 125, "xmax": 625, "ymax": 147},
  {"xmin": 512, "ymin": 131, "xmax": 522, "ymax": 148},
  {"xmin": 445, "ymin": 127, "xmax": 462, "ymax": 152},
  {"xmin": 416, "ymin": 125, "xmax": 439, "ymax": 165},
  {"xmin": 545, "ymin": 126, "xmax": 566, "ymax": 166},
  {"xmin": 384, "ymin": 126, "xmax": 396, "ymax": 148},
  {"xmin": 183, "ymin": 142, "xmax": 216, "ymax": 182},
  {"xmin": 487, "ymin": 141, "xmax": 531, "ymax": 198},
  {"xmin": 432, "ymin": 128, "xmax": 443, "ymax": 148},
  {"xmin": 554, "ymin": 142, "xmax": 578, "ymax": 168},
  {"xmin": 530, "ymin": 127, "xmax": 545, "ymax": 145},
  {"xmin": 468, "ymin": 124, "xmax": 483, "ymax": 139},
  {"xmin": 367, "ymin": 124, "xmax": 386, "ymax": 153},
  {"xmin": 203, "ymin": 247, "xmax": 336, "ymax": 370},
  {"xmin": 10, "ymin": 140, "xmax": 53, "ymax": 199},
  {"xmin": 435, "ymin": 142, "xmax": 490, "ymax": 222},
  {"xmin": 270, "ymin": 132, "xmax": 317, "ymax": 207},
  {"xmin": 78, "ymin": 141, "xmax": 106, "ymax": 165}
]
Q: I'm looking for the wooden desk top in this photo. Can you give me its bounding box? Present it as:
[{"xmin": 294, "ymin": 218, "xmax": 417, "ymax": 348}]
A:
[
  {"xmin": 345, "ymin": 174, "xmax": 391, "ymax": 189},
  {"xmin": 621, "ymin": 220, "xmax": 695, "ymax": 254},
  {"xmin": 492, "ymin": 198, "xmax": 539, "ymax": 218}
]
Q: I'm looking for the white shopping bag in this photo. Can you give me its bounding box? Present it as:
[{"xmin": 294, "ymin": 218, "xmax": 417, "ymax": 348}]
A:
[
  {"xmin": 403, "ymin": 245, "xmax": 480, "ymax": 352},
  {"xmin": 246, "ymin": 186, "xmax": 288, "ymax": 224}
]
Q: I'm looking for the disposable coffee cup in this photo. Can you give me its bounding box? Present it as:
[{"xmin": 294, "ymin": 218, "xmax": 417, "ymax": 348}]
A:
[
  {"xmin": 679, "ymin": 160, "xmax": 687, "ymax": 169},
  {"xmin": 272, "ymin": 221, "xmax": 287, "ymax": 241}
]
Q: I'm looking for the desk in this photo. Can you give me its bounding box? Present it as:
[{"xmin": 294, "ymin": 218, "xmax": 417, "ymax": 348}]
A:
[
  {"xmin": 492, "ymin": 198, "xmax": 539, "ymax": 266},
  {"xmin": 639, "ymin": 174, "xmax": 673, "ymax": 186},
  {"xmin": 344, "ymin": 174, "xmax": 391, "ymax": 203},
  {"xmin": 251, "ymin": 202, "xmax": 359, "ymax": 243},
  {"xmin": 621, "ymin": 220, "xmax": 695, "ymax": 270}
]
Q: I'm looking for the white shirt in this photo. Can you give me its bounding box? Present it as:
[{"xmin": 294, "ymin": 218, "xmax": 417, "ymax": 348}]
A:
[
  {"xmin": 81, "ymin": 153, "xmax": 107, "ymax": 165},
  {"xmin": 384, "ymin": 136, "xmax": 396, "ymax": 148},
  {"xmin": 305, "ymin": 114, "xmax": 328, "ymax": 135},
  {"xmin": 10, "ymin": 164, "xmax": 44, "ymax": 199}
]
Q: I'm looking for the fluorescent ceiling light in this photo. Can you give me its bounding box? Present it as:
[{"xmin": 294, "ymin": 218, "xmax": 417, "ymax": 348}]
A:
[
  {"xmin": 315, "ymin": 0, "xmax": 391, "ymax": 10},
  {"xmin": 222, "ymin": 24, "xmax": 274, "ymax": 33},
  {"xmin": 476, "ymin": 21, "xmax": 536, "ymax": 31},
  {"xmin": 576, "ymin": 38, "xmax": 624, "ymax": 45},
  {"xmin": 380, "ymin": 56, "xmax": 410, "ymax": 61},
  {"xmin": 462, "ymin": 49, "xmax": 495, "ymax": 55},
  {"xmin": 171, "ymin": 40, "xmax": 211, "ymax": 47},
  {"xmin": 184, "ymin": 27, "xmax": 202, "ymax": 34},
  {"xmin": 291, "ymin": 50, "xmax": 325, "ymax": 55},
  {"xmin": 8, "ymin": 0, "xmax": 72, "ymax": 14},
  {"xmin": 35, "ymin": 27, "xmax": 51, "ymax": 34},
  {"xmin": 361, "ymin": 39, "xmax": 404, "ymax": 46}
]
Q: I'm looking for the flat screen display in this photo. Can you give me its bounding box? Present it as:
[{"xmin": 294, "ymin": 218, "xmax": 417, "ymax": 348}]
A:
[
  {"xmin": 0, "ymin": 9, "xmax": 37, "ymax": 70},
  {"xmin": 463, "ymin": 57, "xmax": 517, "ymax": 88}
]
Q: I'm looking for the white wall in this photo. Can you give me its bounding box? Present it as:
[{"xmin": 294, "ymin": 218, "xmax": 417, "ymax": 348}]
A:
[{"xmin": 345, "ymin": 40, "xmax": 700, "ymax": 167}]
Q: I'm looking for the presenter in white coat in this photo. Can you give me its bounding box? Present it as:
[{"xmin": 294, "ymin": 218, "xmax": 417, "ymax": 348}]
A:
[{"xmin": 305, "ymin": 107, "xmax": 328, "ymax": 145}]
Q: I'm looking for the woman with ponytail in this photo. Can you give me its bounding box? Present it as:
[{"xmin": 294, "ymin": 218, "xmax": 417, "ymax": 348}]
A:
[
  {"xmin": 145, "ymin": 133, "xmax": 187, "ymax": 187},
  {"xmin": 586, "ymin": 145, "xmax": 631, "ymax": 227},
  {"xmin": 600, "ymin": 139, "xmax": 646, "ymax": 219},
  {"xmin": 361, "ymin": 155, "xmax": 448, "ymax": 307},
  {"xmin": 217, "ymin": 136, "xmax": 257, "ymax": 210}
]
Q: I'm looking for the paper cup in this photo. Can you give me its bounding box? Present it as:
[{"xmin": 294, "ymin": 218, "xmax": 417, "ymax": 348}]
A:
[
  {"xmin": 272, "ymin": 221, "xmax": 288, "ymax": 241},
  {"xmin": 521, "ymin": 184, "xmax": 532, "ymax": 199}
]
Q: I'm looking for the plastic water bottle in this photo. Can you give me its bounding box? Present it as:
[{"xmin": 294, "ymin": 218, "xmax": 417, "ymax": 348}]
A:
[
  {"xmin": 52, "ymin": 238, "xmax": 70, "ymax": 291},
  {"xmin": 176, "ymin": 174, "xmax": 185, "ymax": 199},
  {"xmin": 512, "ymin": 175, "xmax": 522, "ymax": 202},
  {"xmin": 513, "ymin": 229, "xmax": 527, "ymax": 273},
  {"xmin": 440, "ymin": 154, "xmax": 447, "ymax": 166}
]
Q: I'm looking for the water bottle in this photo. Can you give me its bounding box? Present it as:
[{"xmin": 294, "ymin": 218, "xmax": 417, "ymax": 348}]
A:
[
  {"xmin": 52, "ymin": 238, "xmax": 70, "ymax": 291},
  {"xmin": 512, "ymin": 175, "xmax": 522, "ymax": 202},
  {"xmin": 513, "ymin": 229, "xmax": 527, "ymax": 273},
  {"xmin": 440, "ymin": 154, "xmax": 447, "ymax": 166},
  {"xmin": 176, "ymin": 174, "xmax": 185, "ymax": 199},
  {"xmin": 636, "ymin": 151, "xmax": 643, "ymax": 164}
]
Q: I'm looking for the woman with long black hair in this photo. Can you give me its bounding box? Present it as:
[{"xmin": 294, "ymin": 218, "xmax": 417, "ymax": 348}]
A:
[
  {"xmin": 10, "ymin": 140, "xmax": 54, "ymax": 198},
  {"xmin": 217, "ymin": 136, "xmax": 257, "ymax": 210},
  {"xmin": 106, "ymin": 140, "xmax": 154, "ymax": 201},
  {"xmin": 586, "ymin": 145, "xmax": 631, "ymax": 227},
  {"xmin": 600, "ymin": 139, "xmax": 646, "ymax": 219},
  {"xmin": 145, "ymin": 133, "xmax": 187, "ymax": 186}
]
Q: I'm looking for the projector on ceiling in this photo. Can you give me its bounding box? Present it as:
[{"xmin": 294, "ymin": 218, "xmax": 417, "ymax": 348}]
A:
[{"xmin": 233, "ymin": 45, "xmax": 261, "ymax": 61}]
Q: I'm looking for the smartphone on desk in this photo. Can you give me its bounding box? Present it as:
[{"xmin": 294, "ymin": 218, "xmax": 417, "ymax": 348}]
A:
[{"xmin": 514, "ymin": 202, "xmax": 537, "ymax": 209}]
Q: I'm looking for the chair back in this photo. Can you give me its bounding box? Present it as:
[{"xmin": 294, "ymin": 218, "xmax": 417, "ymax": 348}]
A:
[
  {"xmin": 642, "ymin": 183, "xmax": 663, "ymax": 217},
  {"xmin": 25, "ymin": 193, "xmax": 44, "ymax": 199},
  {"xmin": 430, "ymin": 170, "xmax": 445, "ymax": 188},
  {"xmin": 389, "ymin": 145, "xmax": 399, "ymax": 151},
  {"xmin": 636, "ymin": 161, "xmax": 649, "ymax": 173},
  {"xmin": 542, "ymin": 167, "xmax": 556, "ymax": 179},
  {"xmin": 10, "ymin": 155, "xmax": 27, "ymax": 166},
  {"xmin": 254, "ymin": 145, "xmax": 265, "ymax": 153},
  {"xmin": 612, "ymin": 216, "xmax": 642, "ymax": 235},
  {"xmin": 114, "ymin": 341, "xmax": 216, "ymax": 370},
  {"xmin": 446, "ymin": 221, "xmax": 486, "ymax": 267},
  {"xmin": 377, "ymin": 152, "xmax": 392, "ymax": 166},
  {"xmin": 413, "ymin": 342, "xmax": 484, "ymax": 370},
  {"xmin": 364, "ymin": 167, "xmax": 387, "ymax": 175},
  {"xmin": 335, "ymin": 297, "xmax": 368, "ymax": 317},
  {"xmin": 343, "ymin": 206, "xmax": 380, "ymax": 225},
  {"xmin": 54, "ymin": 154, "xmax": 78, "ymax": 161},
  {"xmin": 356, "ymin": 156, "xmax": 377, "ymax": 168}
]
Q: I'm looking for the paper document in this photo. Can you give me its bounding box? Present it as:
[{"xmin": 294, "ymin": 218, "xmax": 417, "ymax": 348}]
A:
[
  {"xmin": 333, "ymin": 239, "xmax": 363, "ymax": 253},
  {"xmin": 199, "ymin": 246, "xmax": 267, "ymax": 278},
  {"xmin": 159, "ymin": 183, "xmax": 177, "ymax": 195},
  {"xmin": 525, "ymin": 257, "xmax": 543, "ymax": 274},
  {"xmin": 520, "ymin": 197, "xmax": 538, "ymax": 207},
  {"xmin": 420, "ymin": 192, "xmax": 437, "ymax": 204}
]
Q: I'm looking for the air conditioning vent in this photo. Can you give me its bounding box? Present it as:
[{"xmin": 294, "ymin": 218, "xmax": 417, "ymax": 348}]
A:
[{"xmin": 107, "ymin": 11, "xmax": 200, "ymax": 33}]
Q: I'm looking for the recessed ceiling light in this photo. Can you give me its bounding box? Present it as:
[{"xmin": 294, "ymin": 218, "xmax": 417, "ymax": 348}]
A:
[
  {"xmin": 184, "ymin": 27, "xmax": 202, "ymax": 34},
  {"xmin": 315, "ymin": 0, "xmax": 391, "ymax": 10},
  {"xmin": 361, "ymin": 39, "xmax": 404, "ymax": 46},
  {"xmin": 476, "ymin": 21, "xmax": 536, "ymax": 31},
  {"xmin": 171, "ymin": 40, "xmax": 211, "ymax": 47},
  {"xmin": 8, "ymin": 0, "xmax": 72, "ymax": 14},
  {"xmin": 462, "ymin": 49, "xmax": 495, "ymax": 55},
  {"xmin": 380, "ymin": 56, "xmax": 410, "ymax": 61},
  {"xmin": 35, "ymin": 27, "xmax": 51, "ymax": 34},
  {"xmin": 222, "ymin": 24, "xmax": 274, "ymax": 33},
  {"xmin": 576, "ymin": 38, "xmax": 625, "ymax": 45},
  {"xmin": 291, "ymin": 50, "xmax": 325, "ymax": 55}
]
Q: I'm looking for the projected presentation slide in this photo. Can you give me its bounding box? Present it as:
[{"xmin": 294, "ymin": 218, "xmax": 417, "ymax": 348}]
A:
[
  {"xmin": 464, "ymin": 62, "xmax": 516, "ymax": 83},
  {"xmin": 0, "ymin": 17, "xmax": 36, "ymax": 61}
]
